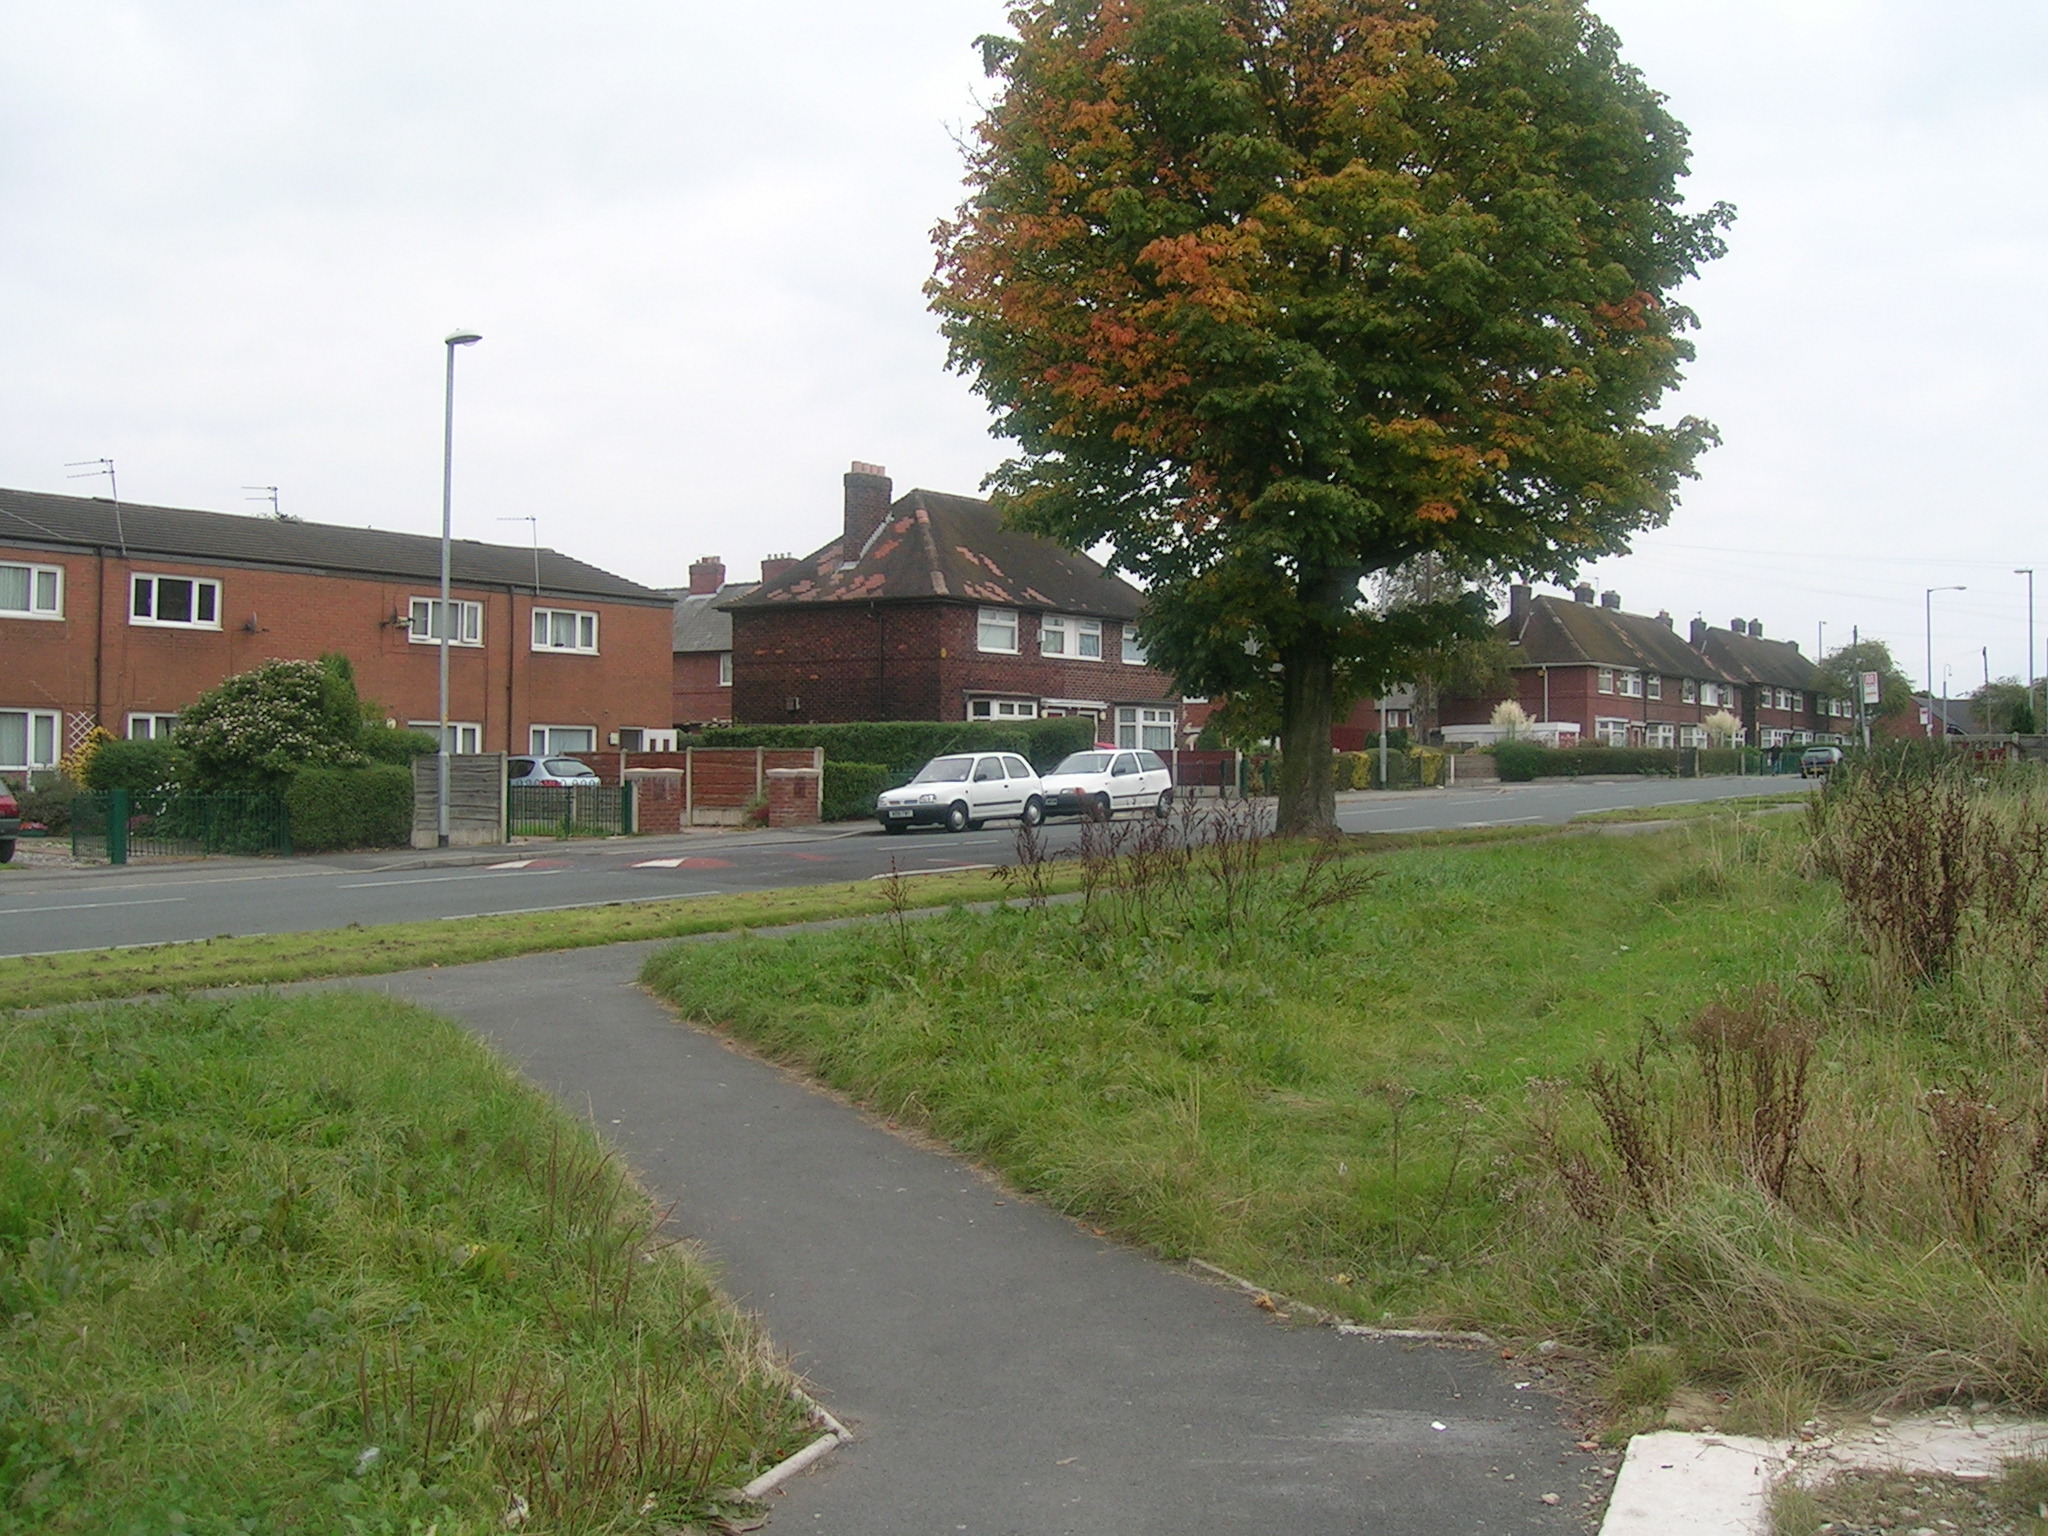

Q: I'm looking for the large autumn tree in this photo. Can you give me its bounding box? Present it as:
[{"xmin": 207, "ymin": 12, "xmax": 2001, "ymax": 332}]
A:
[{"xmin": 932, "ymin": 0, "xmax": 1730, "ymax": 832}]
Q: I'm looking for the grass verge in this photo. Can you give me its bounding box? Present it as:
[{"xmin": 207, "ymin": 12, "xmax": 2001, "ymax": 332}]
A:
[
  {"xmin": 0, "ymin": 868, "xmax": 1037, "ymax": 1012},
  {"xmin": 641, "ymin": 788, "xmax": 2048, "ymax": 1434},
  {"xmin": 0, "ymin": 990, "xmax": 809, "ymax": 1533},
  {"xmin": 1773, "ymin": 1457, "xmax": 2048, "ymax": 1535}
]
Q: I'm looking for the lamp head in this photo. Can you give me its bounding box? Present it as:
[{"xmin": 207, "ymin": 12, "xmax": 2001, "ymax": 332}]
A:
[{"xmin": 445, "ymin": 329, "xmax": 482, "ymax": 348}]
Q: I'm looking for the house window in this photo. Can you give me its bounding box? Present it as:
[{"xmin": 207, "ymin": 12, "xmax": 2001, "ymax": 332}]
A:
[
  {"xmin": 411, "ymin": 720, "xmax": 482, "ymax": 754},
  {"xmin": 718, "ymin": 652, "xmax": 733, "ymax": 687},
  {"xmin": 1122, "ymin": 625, "xmax": 1147, "ymax": 666},
  {"xmin": 131, "ymin": 574, "xmax": 220, "ymax": 628},
  {"xmin": 1646, "ymin": 674, "xmax": 1662, "ymax": 701},
  {"xmin": 1649, "ymin": 723, "xmax": 1675, "ymax": 749},
  {"xmin": 532, "ymin": 608, "xmax": 598, "ymax": 653},
  {"xmin": 529, "ymin": 725, "xmax": 597, "ymax": 755},
  {"xmin": 1792, "ymin": 692, "xmax": 1804, "ymax": 713},
  {"xmin": 1699, "ymin": 682, "xmax": 1718, "ymax": 707},
  {"xmin": 1682, "ymin": 678, "xmax": 1698, "ymax": 704},
  {"xmin": 1595, "ymin": 716, "xmax": 1630, "ymax": 747},
  {"xmin": 409, "ymin": 597, "xmax": 483, "ymax": 646},
  {"xmin": 968, "ymin": 697, "xmax": 1039, "ymax": 721},
  {"xmin": 0, "ymin": 562, "xmax": 62, "ymax": 619},
  {"xmin": 1040, "ymin": 614, "xmax": 1069, "ymax": 656},
  {"xmin": 126, "ymin": 713, "xmax": 179, "ymax": 741},
  {"xmin": 1115, "ymin": 705, "xmax": 1175, "ymax": 750},
  {"xmin": 1679, "ymin": 725, "xmax": 1706, "ymax": 748},
  {"xmin": 0, "ymin": 709, "xmax": 60, "ymax": 771},
  {"xmin": 1618, "ymin": 670, "xmax": 1643, "ymax": 698},
  {"xmin": 1597, "ymin": 668, "xmax": 1615, "ymax": 695},
  {"xmin": 978, "ymin": 607, "xmax": 1019, "ymax": 654}
]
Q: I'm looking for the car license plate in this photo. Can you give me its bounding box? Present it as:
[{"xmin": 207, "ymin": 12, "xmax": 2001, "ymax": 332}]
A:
[{"xmin": 887, "ymin": 808, "xmax": 912, "ymax": 818}]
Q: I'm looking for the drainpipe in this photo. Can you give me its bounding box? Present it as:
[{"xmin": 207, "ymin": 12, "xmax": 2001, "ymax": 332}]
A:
[{"xmin": 93, "ymin": 545, "xmax": 107, "ymax": 732}]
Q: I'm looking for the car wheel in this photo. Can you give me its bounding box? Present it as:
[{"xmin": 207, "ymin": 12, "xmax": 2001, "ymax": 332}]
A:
[
  {"xmin": 944, "ymin": 802, "xmax": 970, "ymax": 833},
  {"xmin": 1021, "ymin": 796, "xmax": 1044, "ymax": 828},
  {"xmin": 1154, "ymin": 789, "xmax": 1173, "ymax": 820},
  {"xmin": 1087, "ymin": 792, "xmax": 1112, "ymax": 822},
  {"xmin": 884, "ymin": 822, "xmax": 907, "ymax": 835}
]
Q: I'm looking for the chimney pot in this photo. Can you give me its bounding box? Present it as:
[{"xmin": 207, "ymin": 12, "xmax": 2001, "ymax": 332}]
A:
[
  {"xmin": 844, "ymin": 462, "xmax": 894, "ymax": 557},
  {"xmin": 1689, "ymin": 617, "xmax": 1708, "ymax": 647},
  {"xmin": 1574, "ymin": 583, "xmax": 1595, "ymax": 605},
  {"xmin": 1731, "ymin": 618, "xmax": 1745, "ymax": 633},
  {"xmin": 1508, "ymin": 583, "xmax": 1532, "ymax": 630},
  {"xmin": 1749, "ymin": 619, "xmax": 1764, "ymax": 639},
  {"xmin": 687, "ymin": 555, "xmax": 726, "ymax": 596},
  {"xmin": 1657, "ymin": 609, "xmax": 1673, "ymax": 628},
  {"xmin": 759, "ymin": 553, "xmax": 798, "ymax": 585},
  {"xmin": 1600, "ymin": 590, "xmax": 1621, "ymax": 610}
]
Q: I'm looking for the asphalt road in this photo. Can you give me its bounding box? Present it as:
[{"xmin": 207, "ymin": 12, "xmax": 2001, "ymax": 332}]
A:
[{"xmin": 0, "ymin": 775, "xmax": 1809, "ymax": 960}]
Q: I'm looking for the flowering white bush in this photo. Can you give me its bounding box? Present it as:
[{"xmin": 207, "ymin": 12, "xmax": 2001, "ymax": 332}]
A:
[
  {"xmin": 1703, "ymin": 709, "xmax": 1741, "ymax": 747},
  {"xmin": 174, "ymin": 657, "xmax": 365, "ymax": 790},
  {"xmin": 1489, "ymin": 699, "xmax": 1532, "ymax": 740}
]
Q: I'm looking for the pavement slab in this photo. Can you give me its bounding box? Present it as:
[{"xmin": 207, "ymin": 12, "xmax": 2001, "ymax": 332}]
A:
[{"xmin": 334, "ymin": 942, "xmax": 1609, "ymax": 1534}]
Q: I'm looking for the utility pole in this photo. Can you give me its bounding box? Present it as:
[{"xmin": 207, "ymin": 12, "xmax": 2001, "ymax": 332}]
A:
[
  {"xmin": 2020, "ymin": 568, "xmax": 2037, "ymax": 730},
  {"xmin": 1854, "ymin": 624, "xmax": 1870, "ymax": 751}
]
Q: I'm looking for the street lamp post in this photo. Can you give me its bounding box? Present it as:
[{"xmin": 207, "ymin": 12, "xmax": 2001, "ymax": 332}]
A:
[
  {"xmin": 2020, "ymin": 568, "xmax": 2037, "ymax": 730},
  {"xmin": 1924, "ymin": 585, "xmax": 1965, "ymax": 739},
  {"xmin": 438, "ymin": 329, "xmax": 482, "ymax": 847}
]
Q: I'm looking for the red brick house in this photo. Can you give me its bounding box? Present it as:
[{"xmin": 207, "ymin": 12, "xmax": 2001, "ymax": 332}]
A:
[
  {"xmin": 1691, "ymin": 619, "xmax": 1855, "ymax": 748},
  {"xmin": 725, "ymin": 463, "xmax": 1185, "ymax": 748},
  {"xmin": 1440, "ymin": 585, "xmax": 1740, "ymax": 748},
  {"xmin": 663, "ymin": 556, "xmax": 765, "ymax": 728},
  {"xmin": 0, "ymin": 486, "xmax": 674, "ymax": 777}
]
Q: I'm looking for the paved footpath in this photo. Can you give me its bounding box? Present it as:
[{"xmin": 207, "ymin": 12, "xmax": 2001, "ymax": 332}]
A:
[{"xmin": 337, "ymin": 943, "xmax": 1611, "ymax": 1535}]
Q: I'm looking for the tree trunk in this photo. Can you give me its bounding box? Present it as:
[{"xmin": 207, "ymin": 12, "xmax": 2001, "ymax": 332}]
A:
[{"xmin": 1275, "ymin": 638, "xmax": 1337, "ymax": 838}]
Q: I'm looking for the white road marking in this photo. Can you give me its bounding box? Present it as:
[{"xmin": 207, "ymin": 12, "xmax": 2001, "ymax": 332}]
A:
[
  {"xmin": 0, "ymin": 895, "xmax": 188, "ymax": 914},
  {"xmin": 489, "ymin": 859, "xmax": 538, "ymax": 869},
  {"xmin": 869, "ymin": 864, "xmax": 996, "ymax": 879},
  {"xmin": 338, "ymin": 870, "xmax": 562, "ymax": 889},
  {"xmin": 633, "ymin": 858, "xmax": 688, "ymax": 868},
  {"xmin": 438, "ymin": 892, "xmax": 717, "ymax": 918}
]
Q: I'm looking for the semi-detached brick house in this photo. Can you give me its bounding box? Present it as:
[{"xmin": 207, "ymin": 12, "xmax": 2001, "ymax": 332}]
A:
[
  {"xmin": 1440, "ymin": 584, "xmax": 1742, "ymax": 747},
  {"xmin": 1690, "ymin": 618, "xmax": 1856, "ymax": 748},
  {"xmin": 725, "ymin": 463, "xmax": 1185, "ymax": 748},
  {"xmin": 0, "ymin": 486, "xmax": 673, "ymax": 778}
]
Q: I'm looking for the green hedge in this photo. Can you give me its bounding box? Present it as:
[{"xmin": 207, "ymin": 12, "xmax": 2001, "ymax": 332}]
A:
[
  {"xmin": 285, "ymin": 764, "xmax": 414, "ymax": 851},
  {"xmin": 1493, "ymin": 743, "xmax": 1682, "ymax": 781},
  {"xmin": 690, "ymin": 718, "xmax": 1099, "ymax": 778},
  {"xmin": 360, "ymin": 724, "xmax": 440, "ymax": 765},
  {"xmin": 823, "ymin": 761, "xmax": 892, "ymax": 822}
]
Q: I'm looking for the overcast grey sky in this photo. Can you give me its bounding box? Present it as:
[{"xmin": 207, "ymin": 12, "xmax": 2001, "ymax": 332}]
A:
[{"xmin": 3, "ymin": 2, "xmax": 2042, "ymax": 694}]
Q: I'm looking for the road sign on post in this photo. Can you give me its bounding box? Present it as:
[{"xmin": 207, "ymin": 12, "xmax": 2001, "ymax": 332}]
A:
[{"xmin": 1861, "ymin": 671, "xmax": 1881, "ymax": 706}]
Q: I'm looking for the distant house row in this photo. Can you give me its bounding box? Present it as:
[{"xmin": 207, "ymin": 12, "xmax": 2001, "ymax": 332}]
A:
[{"xmin": 0, "ymin": 461, "xmax": 1885, "ymax": 783}]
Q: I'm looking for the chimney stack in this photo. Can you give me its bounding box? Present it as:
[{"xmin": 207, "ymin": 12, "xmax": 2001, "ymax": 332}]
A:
[
  {"xmin": 1748, "ymin": 619, "xmax": 1764, "ymax": 639},
  {"xmin": 1656, "ymin": 609, "xmax": 1673, "ymax": 629},
  {"xmin": 759, "ymin": 553, "xmax": 798, "ymax": 585},
  {"xmin": 1730, "ymin": 618, "xmax": 1745, "ymax": 634},
  {"xmin": 1574, "ymin": 583, "xmax": 1596, "ymax": 605},
  {"xmin": 1508, "ymin": 583, "xmax": 1532, "ymax": 632},
  {"xmin": 844, "ymin": 461, "xmax": 893, "ymax": 557},
  {"xmin": 1600, "ymin": 590, "xmax": 1621, "ymax": 610},
  {"xmin": 1689, "ymin": 617, "xmax": 1708, "ymax": 647},
  {"xmin": 687, "ymin": 555, "xmax": 725, "ymax": 596}
]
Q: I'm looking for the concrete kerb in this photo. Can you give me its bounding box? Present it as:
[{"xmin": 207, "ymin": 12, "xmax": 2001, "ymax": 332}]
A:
[{"xmin": 740, "ymin": 1394, "xmax": 854, "ymax": 1501}]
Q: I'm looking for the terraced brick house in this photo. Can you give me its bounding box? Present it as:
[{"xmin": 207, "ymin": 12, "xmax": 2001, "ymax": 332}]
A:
[
  {"xmin": 1690, "ymin": 619, "xmax": 1855, "ymax": 748},
  {"xmin": 724, "ymin": 463, "xmax": 1186, "ymax": 749},
  {"xmin": 0, "ymin": 486, "xmax": 674, "ymax": 778}
]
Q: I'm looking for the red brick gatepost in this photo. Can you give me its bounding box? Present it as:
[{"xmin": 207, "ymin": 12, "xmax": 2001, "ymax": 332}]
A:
[{"xmin": 764, "ymin": 767, "xmax": 821, "ymax": 828}]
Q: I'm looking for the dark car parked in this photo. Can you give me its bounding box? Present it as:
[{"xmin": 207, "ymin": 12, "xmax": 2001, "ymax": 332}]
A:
[{"xmin": 0, "ymin": 781, "xmax": 18, "ymax": 863}]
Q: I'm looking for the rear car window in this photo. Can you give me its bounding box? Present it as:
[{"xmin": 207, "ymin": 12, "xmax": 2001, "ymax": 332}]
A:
[
  {"xmin": 1003, "ymin": 756, "xmax": 1032, "ymax": 779},
  {"xmin": 545, "ymin": 759, "xmax": 595, "ymax": 777}
]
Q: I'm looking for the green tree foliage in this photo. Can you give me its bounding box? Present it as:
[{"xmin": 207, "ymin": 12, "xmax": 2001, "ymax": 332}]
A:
[
  {"xmin": 1971, "ymin": 678, "xmax": 2036, "ymax": 736},
  {"xmin": 174, "ymin": 655, "xmax": 368, "ymax": 791},
  {"xmin": 932, "ymin": 0, "xmax": 1730, "ymax": 832},
  {"xmin": 1817, "ymin": 639, "xmax": 1914, "ymax": 724},
  {"xmin": 79, "ymin": 736, "xmax": 183, "ymax": 800}
]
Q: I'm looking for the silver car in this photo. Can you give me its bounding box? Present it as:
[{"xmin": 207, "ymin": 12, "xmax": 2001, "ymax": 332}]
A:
[
  {"xmin": 877, "ymin": 752, "xmax": 1045, "ymax": 834},
  {"xmin": 507, "ymin": 756, "xmax": 602, "ymax": 788}
]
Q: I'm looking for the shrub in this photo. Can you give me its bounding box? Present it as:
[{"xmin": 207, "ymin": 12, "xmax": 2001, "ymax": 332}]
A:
[
  {"xmin": 822, "ymin": 761, "xmax": 892, "ymax": 822},
  {"xmin": 359, "ymin": 723, "xmax": 440, "ymax": 765},
  {"xmin": 79, "ymin": 736, "xmax": 184, "ymax": 799},
  {"xmin": 284, "ymin": 764, "xmax": 414, "ymax": 852},
  {"xmin": 11, "ymin": 774, "xmax": 82, "ymax": 834},
  {"xmin": 689, "ymin": 718, "xmax": 1099, "ymax": 777},
  {"xmin": 1490, "ymin": 699, "xmax": 1532, "ymax": 739},
  {"xmin": 177, "ymin": 657, "xmax": 366, "ymax": 791},
  {"xmin": 1494, "ymin": 744, "xmax": 1681, "ymax": 781}
]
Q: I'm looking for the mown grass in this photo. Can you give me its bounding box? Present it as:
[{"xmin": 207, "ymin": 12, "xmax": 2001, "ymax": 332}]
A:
[
  {"xmin": 0, "ymin": 991, "xmax": 810, "ymax": 1533},
  {"xmin": 0, "ymin": 868, "xmax": 1043, "ymax": 1012},
  {"xmin": 643, "ymin": 786, "xmax": 2048, "ymax": 1433}
]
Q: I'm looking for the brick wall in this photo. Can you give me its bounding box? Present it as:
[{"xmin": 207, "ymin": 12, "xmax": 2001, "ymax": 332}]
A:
[
  {"xmin": 672, "ymin": 650, "xmax": 731, "ymax": 727},
  {"xmin": 0, "ymin": 540, "xmax": 672, "ymax": 762}
]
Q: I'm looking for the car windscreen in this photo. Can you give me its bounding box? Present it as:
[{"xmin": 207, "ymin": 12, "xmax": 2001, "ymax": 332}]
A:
[
  {"xmin": 1051, "ymin": 752, "xmax": 1113, "ymax": 775},
  {"xmin": 544, "ymin": 759, "xmax": 596, "ymax": 777},
  {"xmin": 911, "ymin": 756, "xmax": 976, "ymax": 784}
]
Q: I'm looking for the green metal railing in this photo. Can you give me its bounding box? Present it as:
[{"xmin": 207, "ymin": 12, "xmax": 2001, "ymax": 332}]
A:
[
  {"xmin": 507, "ymin": 783, "xmax": 634, "ymax": 840},
  {"xmin": 72, "ymin": 790, "xmax": 292, "ymax": 864}
]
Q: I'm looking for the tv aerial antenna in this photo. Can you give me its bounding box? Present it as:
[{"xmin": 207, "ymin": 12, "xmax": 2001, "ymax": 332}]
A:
[{"xmin": 65, "ymin": 457, "xmax": 126, "ymax": 556}]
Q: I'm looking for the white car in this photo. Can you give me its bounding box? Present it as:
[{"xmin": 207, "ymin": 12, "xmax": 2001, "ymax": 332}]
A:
[
  {"xmin": 1039, "ymin": 749, "xmax": 1174, "ymax": 821},
  {"xmin": 876, "ymin": 751, "xmax": 1046, "ymax": 834}
]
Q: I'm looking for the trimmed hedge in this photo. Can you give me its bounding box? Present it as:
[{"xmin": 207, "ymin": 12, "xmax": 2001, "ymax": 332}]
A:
[
  {"xmin": 1493, "ymin": 743, "xmax": 1682, "ymax": 781},
  {"xmin": 823, "ymin": 762, "xmax": 892, "ymax": 822},
  {"xmin": 689, "ymin": 719, "xmax": 1099, "ymax": 778},
  {"xmin": 360, "ymin": 724, "xmax": 440, "ymax": 765},
  {"xmin": 285, "ymin": 764, "xmax": 414, "ymax": 851},
  {"xmin": 81, "ymin": 737, "xmax": 183, "ymax": 799}
]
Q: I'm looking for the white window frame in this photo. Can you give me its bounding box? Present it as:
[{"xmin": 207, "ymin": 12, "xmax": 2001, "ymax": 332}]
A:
[
  {"xmin": 130, "ymin": 573, "xmax": 221, "ymax": 629},
  {"xmin": 126, "ymin": 713, "xmax": 180, "ymax": 741},
  {"xmin": 1039, "ymin": 613, "xmax": 1070, "ymax": 656},
  {"xmin": 1682, "ymin": 678, "xmax": 1698, "ymax": 704},
  {"xmin": 529, "ymin": 725, "xmax": 598, "ymax": 755},
  {"xmin": 0, "ymin": 561, "xmax": 63, "ymax": 619},
  {"xmin": 1648, "ymin": 723, "xmax": 1675, "ymax": 749},
  {"xmin": 717, "ymin": 652, "xmax": 733, "ymax": 687},
  {"xmin": 1594, "ymin": 716, "xmax": 1630, "ymax": 747},
  {"xmin": 1596, "ymin": 668, "xmax": 1615, "ymax": 695},
  {"xmin": 531, "ymin": 607, "xmax": 599, "ymax": 654},
  {"xmin": 1679, "ymin": 725, "xmax": 1706, "ymax": 748},
  {"xmin": 1646, "ymin": 674, "xmax": 1662, "ymax": 701},
  {"xmin": 1122, "ymin": 624, "xmax": 1148, "ymax": 666},
  {"xmin": 977, "ymin": 607, "xmax": 1019, "ymax": 654},
  {"xmin": 411, "ymin": 720, "xmax": 482, "ymax": 754},
  {"xmin": 0, "ymin": 708, "xmax": 61, "ymax": 772},
  {"xmin": 409, "ymin": 597, "xmax": 483, "ymax": 647},
  {"xmin": 968, "ymin": 697, "xmax": 1039, "ymax": 721},
  {"xmin": 1618, "ymin": 670, "xmax": 1643, "ymax": 698},
  {"xmin": 1115, "ymin": 705, "xmax": 1176, "ymax": 750}
]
